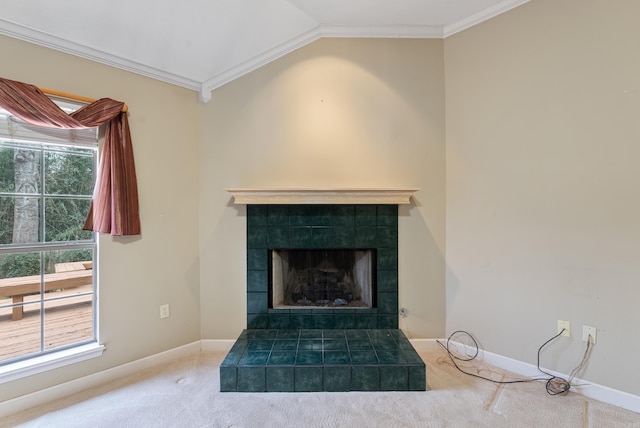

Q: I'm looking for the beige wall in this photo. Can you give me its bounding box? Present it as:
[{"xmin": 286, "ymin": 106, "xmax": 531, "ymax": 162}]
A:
[
  {"xmin": 1, "ymin": 35, "xmax": 201, "ymax": 401},
  {"xmin": 445, "ymin": 0, "xmax": 640, "ymax": 395},
  {"xmin": 199, "ymin": 38, "xmax": 446, "ymax": 340}
]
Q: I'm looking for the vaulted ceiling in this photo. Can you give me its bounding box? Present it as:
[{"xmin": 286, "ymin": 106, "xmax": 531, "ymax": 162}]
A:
[{"xmin": 0, "ymin": 0, "xmax": 528, "ymax": 101}]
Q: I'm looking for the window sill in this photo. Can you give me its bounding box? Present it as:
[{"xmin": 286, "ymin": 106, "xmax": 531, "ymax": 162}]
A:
[{"xmin": 0, "ymin": 343, "xmax": 105, "ymax": 384}]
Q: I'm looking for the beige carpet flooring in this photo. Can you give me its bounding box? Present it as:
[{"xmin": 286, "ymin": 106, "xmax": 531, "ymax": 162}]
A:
[{"xmin": 3, "ymin": 349, "xmax": 640, "ymax": 428}]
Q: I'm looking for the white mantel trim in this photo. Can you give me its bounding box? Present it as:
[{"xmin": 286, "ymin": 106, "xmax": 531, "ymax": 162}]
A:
[{"xmin": 225, "ymin": 188, "xmax": 419, "ymax": 205}]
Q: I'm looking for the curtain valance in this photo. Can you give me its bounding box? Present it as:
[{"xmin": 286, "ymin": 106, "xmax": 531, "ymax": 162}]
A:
[{"xmin": 0, "ymin": 77, "xmax": 140, "ymax": 236}]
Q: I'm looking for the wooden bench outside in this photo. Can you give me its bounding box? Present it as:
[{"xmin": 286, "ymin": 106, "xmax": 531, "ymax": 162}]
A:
[{"xmin": 0, "ymin": 269, "xmax": 93, "ymax": 321}]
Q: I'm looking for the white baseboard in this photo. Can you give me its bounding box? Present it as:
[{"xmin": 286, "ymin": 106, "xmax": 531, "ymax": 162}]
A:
[
  {"xmin": 0, "ymin": 341, "xmax": 201, "ymax": 419},
  {"xmin": 2, "ymin": 338, "xmax": 638, "ymax": 418},
  {"xmin": 448, "ymin": 341, "xmax": 640, "ymax": 414},
  {"xmin": 200, "ymin": 339, "xmax": 235, "ymax": 352}
]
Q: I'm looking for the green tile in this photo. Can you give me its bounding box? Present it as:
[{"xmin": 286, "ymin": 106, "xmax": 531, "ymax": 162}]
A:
[
  {"xmin": 377, "ymin": 314, "xmax": 397, "ymax": 329},
  {"xmin": 290, "ymin": 314, "xmax": 313, "ymax": 329},
  {"xmin": 380, "ymin": 366, "xmax": 408, "ymax": 391},
  {"xmin": 266, "ymin": 367, "xmax": 294, "ymax": 392},
  {"xmin": 348, "ymin": 339, "xmax": 373, "ymax": 350},
  {"xmin": 323, "ymin": 330, "xmax": 346, "ymax": 339},
  {"xmin": 376, "ymin": 205, "xmax": 398, "ymax": 226},
  {"xmin": 332, "ymin": 205, "xmax": 355, "ymax": 226},
  {"xmin": 296, "ymin": 351, "xmax": 323, "ymax": 365},
  {"xmin": 377, "ymin": 270, "xmax": 398, "ymax": 292},
  {"xmin": 299, "ymin": 340, "xmax": 323, "ymax": 351},
  {"xmin": 345, "ymin": 330, "xmax": 369, "ymax": 340},
  {"xmin": 376, "ymin": 226, "xmax": 398, "ymax": 248},
  {"xmin": 219, "ymin": 366, "xmax": 237, "ymax": 392},
  {"xmin": 334, "ymin": 312, "xmax": 355, "ymax": 329},
  {"xmin": 247, "ymin": 226, "xmax": 267, "ymax": 248},
  {"xmin": 334, "ymin": 227, "xmax": 355, "ymax": 248},
  {"xmin": 239, "ymin": 351, "xmax": 269, "ymax": 365},
  {"xmin": 377, "ymin": 248, "xmax": 397, "ymax": 270},
  {"xmin": 290, "ymin": 205, "xmax": 313, "ymax": 226},
  {"xmin": 323, "ymin": 366, "xmax": 351, "ymax": 392},
  {"xmin": 290, "ymin": 227, "xmax": 312, "ymax": 248},
  {"xmin": 277, "ymin": 330, "xmax": 300, "ymax": 339},
  {"xmin": 352, "ymin": 366, "xmax": 379, "ymax": 391},
  {"xmin": 267, "ymin": 227, "xmax": 289, "ymax": 247},
  {"xmin": 354, "ymin": 226, "xmax": 376, "ymax": 247},
  {"xmin": 273, "ymin": 339, "xmax": 298, "ymax": 351},
  {"xmin": 403, "ymin": 349, "xmax": 424, "ymax": 364},
  {"xmin": 377, "ymin": 293, "xmax": 398, "ymax": 314},
  {"xmin": 311, "ymin": 227, "xmax": 335, "ymax": 248},
  {"xmin": 221, "ymin": 349, "xmax": 244, "ymax": 365},
  {"xmin": 355, "ymin": 205, "xmax": 377, "ymax": 226},
  {"xmin": 247, "ymin": 313, "xmax": 268, "ymax": 329},
  {"xmin": 247, "ymin": 205, "xmax": 268, "ymax": 226},
  {"xmin": 355, "ymin": 314, "xmax": 377, "ymax": 329},
  {"xmin": 237, "ymin": 367, "xmax": 265, "ymax": 392},
  {"xmin": 247, "ymin": 292, "xmax": 268, "ymax": 314},
  {"xmin": 268, "ymin": 205, "xmax": 289, "ymax": 226},
  {"xmin": 268, "ymin": 313, "xmax": 290, "ymax": 329},
  {"xmin": 312, "ymin": 314, "xmax": 334, "ymax": 329},
  {"xmin": 311, "ymin": 205, "xmax": 333, "ymax": 226},
  {"xmin": 253, "ymin": 330, "xmax": 279, "ymax": 339},
  {"xmin": 247, "ymin": 340, "xmax": 274, "ymax": 351},
  {"xmin": 409, "ymin": 366, "xmax": 427, "ymax": 391},
  {"xmin": 300, "ymin": 330, "xmax": 323, "ymax": 339},
  {"xmin": 350, "ymin": 351, "xmax": 378, "ymax": 365},
  {"xmin": 268, "ymin": 351, "xmax": 296, "ymax": 365},
  {"xmin": 324, "ymin": 351, "xmax": 350, "ymax": 365},
  {"xmin": 377, "ymin": 350, "xmax": 406, "ymax": 364},
  {"xmin": 295, "ymin": 367, "xmax": 323, "ymax": 392},
  {"xmin": 247, "ymin": 249, "xmax": 268, "ymax": 270},
  {"xmin": 323, "ymin": 340, "xmax": 347, "ymax": 351},
  {"xmin": 247, "ymin": 270, "xmax": 267, "ymax": 292}
]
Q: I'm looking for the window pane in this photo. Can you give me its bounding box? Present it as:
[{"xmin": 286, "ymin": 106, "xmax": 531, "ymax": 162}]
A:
[
  {"xmin": 0, "ymin": 302, "xmax": 42, "ymax": 362},
  {"xmin": 44, "ymin": 148, "xmax": 94, "ymax": 196},
  {"xmin": 43, "ymin": 248, "xmax": 94, "ymax": 350},
  {"xmin": 44, "ymin": 296, "xmax": 93, "ymax": 351},
  {"xmin": 0, "ymin": 196, "xmax": 41, "ymax": 245},
  {"xmin": 0, "ymin": 146, "xmax": 16, "ymax": 192},
  {"xmin": 45, "ymin": 198, "xmax": 92, "ymax": 242}
]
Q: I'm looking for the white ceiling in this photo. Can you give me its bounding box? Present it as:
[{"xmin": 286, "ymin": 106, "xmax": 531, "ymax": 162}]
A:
[{"xmin": 0, "ymin": 0, "xmax": 528, "ymax": 101}]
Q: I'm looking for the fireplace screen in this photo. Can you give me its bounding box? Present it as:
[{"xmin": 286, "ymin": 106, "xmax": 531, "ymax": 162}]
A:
[{"xmin": 270, "ymin": 249, "xmax": 376, "ymax": 309}]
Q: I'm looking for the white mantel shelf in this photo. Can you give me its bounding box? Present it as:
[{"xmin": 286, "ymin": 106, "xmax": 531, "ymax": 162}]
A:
[{"xmin": 225, "ymin": 188, "xmax": 419, "ymax": 205}]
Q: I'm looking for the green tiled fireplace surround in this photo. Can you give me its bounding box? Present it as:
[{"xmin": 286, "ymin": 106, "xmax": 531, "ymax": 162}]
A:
[
  {"xmin": 221, "ymin": 204, "xmax": 426, "ymax": 392},
  {"xmin": 246, "ymin": 204, "xmax": 399, "ymax": 329},
  {"xmin": 221, "ymin": 329, "xmax": 426, "ymax": 392}
]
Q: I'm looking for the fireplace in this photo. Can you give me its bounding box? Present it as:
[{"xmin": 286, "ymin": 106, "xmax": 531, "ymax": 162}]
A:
[
  {"xmin": 246, "ymin": 204, "xmax": 399, "ymax": 329},
  {"xmin": 221, "ymin": 189, "xmax": 425, "ymax": 393},
  {"xmin": 270, "ymin": 248, "xmax": 376, "ymax": 309}
]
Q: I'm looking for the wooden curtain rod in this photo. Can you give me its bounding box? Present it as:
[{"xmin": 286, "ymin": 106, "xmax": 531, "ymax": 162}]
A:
[{"xmin": 38, "ymin": 86, "xmax": 128, "ymax": 113}]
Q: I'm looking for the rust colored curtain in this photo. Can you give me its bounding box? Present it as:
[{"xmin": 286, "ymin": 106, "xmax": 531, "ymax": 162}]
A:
[{"xmin": 0, "ymin": 77, "xmax": 140, "ymax": 236}]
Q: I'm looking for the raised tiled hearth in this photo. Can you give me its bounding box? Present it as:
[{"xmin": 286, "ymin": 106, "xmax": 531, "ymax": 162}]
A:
[
  {"xmin": 220, "ymin": 329, "xmax": 426, "ymax": 392},
  {"xmin": 221, "ymin": 198, "xmax": 426, "ymax": 392}
]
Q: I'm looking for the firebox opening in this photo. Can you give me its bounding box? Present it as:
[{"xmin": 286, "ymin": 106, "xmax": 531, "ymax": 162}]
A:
[{"xmin": 269, "ymin": 249, "xmax": 377, "ymax": 309}]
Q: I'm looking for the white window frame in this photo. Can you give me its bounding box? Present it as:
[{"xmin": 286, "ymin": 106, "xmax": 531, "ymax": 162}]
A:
[{"xmin": 0, "ymin": 100, "xmax": 104, "ymax": 384}]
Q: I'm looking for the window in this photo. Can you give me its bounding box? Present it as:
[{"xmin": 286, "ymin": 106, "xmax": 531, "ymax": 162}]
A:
[{"xmin": 0, "ymin": 100, "xmax": 98, "ymax": 368}]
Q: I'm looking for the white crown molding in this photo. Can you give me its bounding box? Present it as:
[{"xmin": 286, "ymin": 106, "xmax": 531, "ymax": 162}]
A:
[
  {"xmin": 199, "ymin": 26, "xmax": 323, "ymax": 102},
  {"xmin": 321, "ymin": 24, "xmax": 443, "ymax": 39},
  {"xmin": 1, "ymin": 1, "xmax": 530, "ymax": 102},
  {"xmin": 443, "ymin": 0, "xmax": 530, "ymax": 37},
  {"xmin": 0, "ymin": 17, "xmax": 201, "ymax": 92}
]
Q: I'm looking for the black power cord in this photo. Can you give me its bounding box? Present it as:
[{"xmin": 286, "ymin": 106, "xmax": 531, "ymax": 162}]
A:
[{"xmin": 436, "ymin": 329, "xmax": 591, "ymax": 396}]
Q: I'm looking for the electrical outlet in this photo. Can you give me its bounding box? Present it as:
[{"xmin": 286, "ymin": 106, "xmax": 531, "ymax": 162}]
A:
[
  {"xmin": 557, "ymin": 320, "xmax": 571, "ymax": 337},
  {"xmin": 582, "ymin": 325, "xmax": 597, "ymax": 344},
  {"xmin": 160, "ymin": 304, "xmax": 170, "ymax": 319}
]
